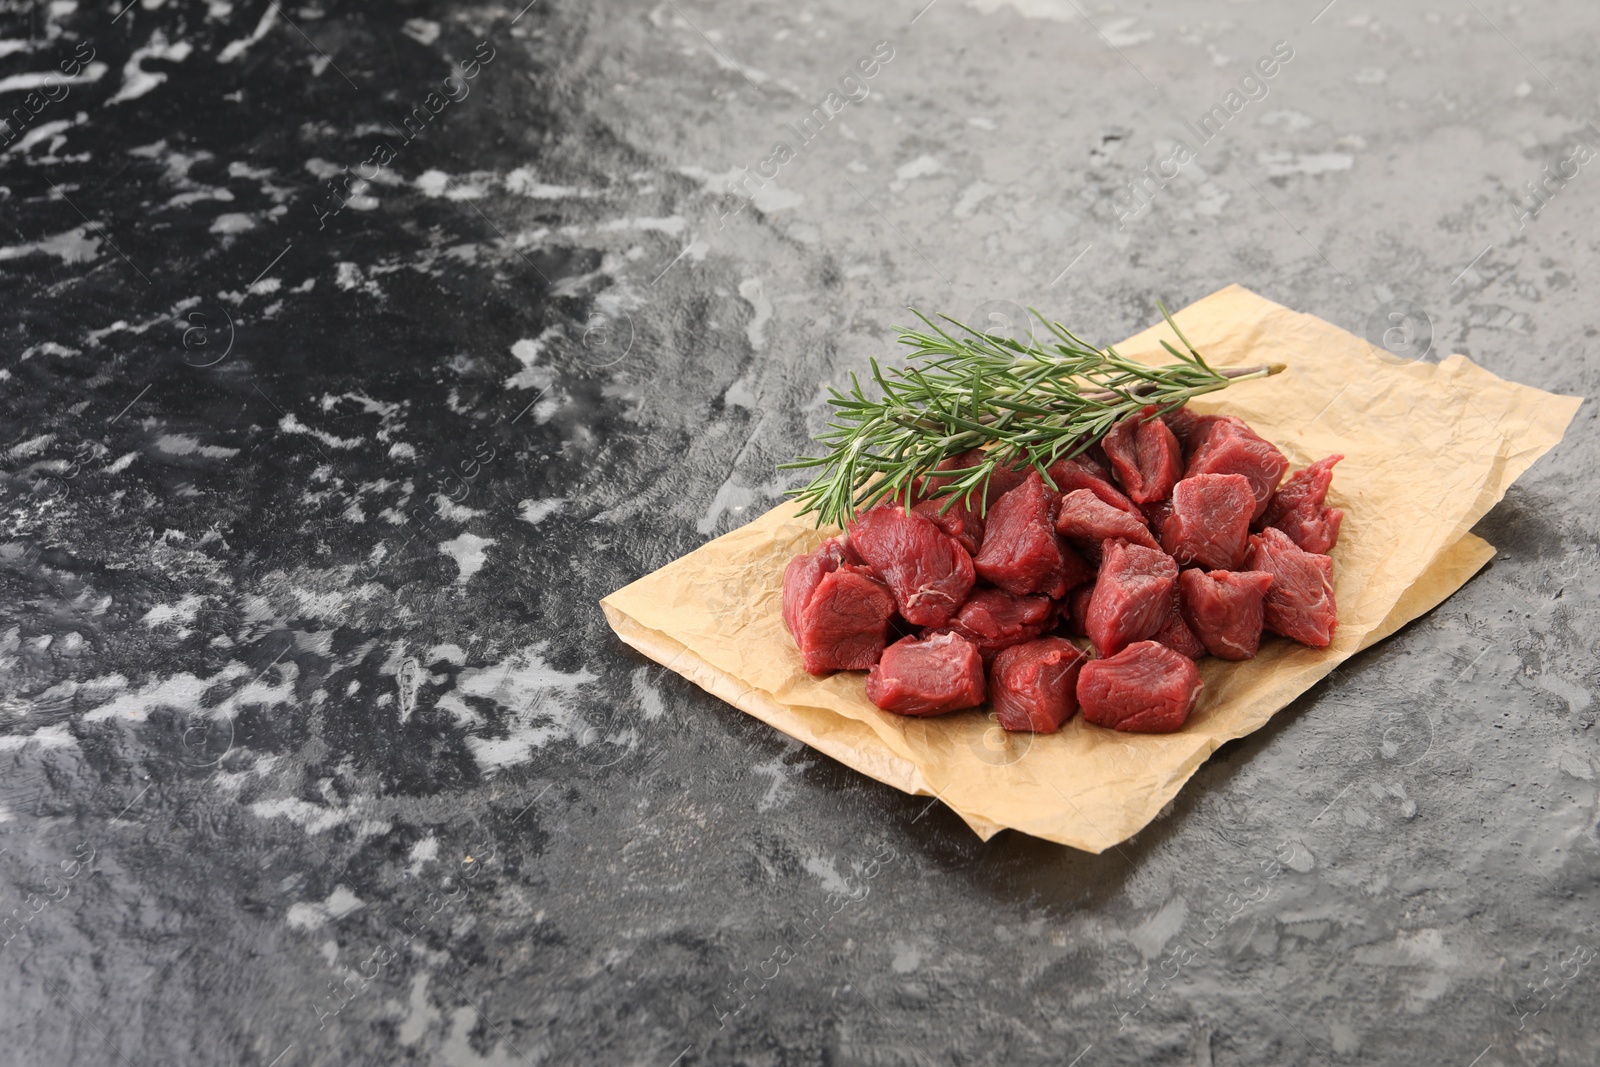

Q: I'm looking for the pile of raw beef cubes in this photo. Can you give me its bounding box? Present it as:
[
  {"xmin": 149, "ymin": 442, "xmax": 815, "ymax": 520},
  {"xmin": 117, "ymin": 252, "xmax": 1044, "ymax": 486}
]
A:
[{"xmin": 783, "ymin": 405, "xmax": 1341, "ymax": 734}]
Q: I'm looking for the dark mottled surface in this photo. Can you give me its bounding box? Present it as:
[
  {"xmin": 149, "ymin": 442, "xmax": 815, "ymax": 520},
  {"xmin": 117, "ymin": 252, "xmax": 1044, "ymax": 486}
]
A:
[{"xmin": 1, "ymin": 0, "xmax": 1598, "ymax": 1064}]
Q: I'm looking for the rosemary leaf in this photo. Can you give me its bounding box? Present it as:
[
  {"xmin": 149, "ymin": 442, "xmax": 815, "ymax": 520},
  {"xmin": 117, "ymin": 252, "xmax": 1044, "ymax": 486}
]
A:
[{"xmin": 780, "ymin": 302, "xmax": 1285, "ymax": 528}]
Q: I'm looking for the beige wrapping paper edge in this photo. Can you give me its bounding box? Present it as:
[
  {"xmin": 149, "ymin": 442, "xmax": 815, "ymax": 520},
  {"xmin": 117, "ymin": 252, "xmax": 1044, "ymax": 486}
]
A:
[
  {"xmin": 602, "ymin": 285, "xmax": 1582, "ymax": 851},
  {"xmin": 601, "ymin": 530, "xmax": 1492, "ymax": 844}
]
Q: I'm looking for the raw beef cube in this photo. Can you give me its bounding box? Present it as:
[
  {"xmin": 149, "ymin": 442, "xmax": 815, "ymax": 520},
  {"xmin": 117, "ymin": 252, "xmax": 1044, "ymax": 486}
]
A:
[
  {"xmin": 1178, "ymin": 568, "xmax": 1274, "ymax": 660},
  {"xmin": 1183, "ymin": 415, "xmax": 1288, "ymax": 521},
  {"xmin": 1261, "ymin": 454, "xmax": 1344, "ymax": 554},
  {"xmin": 1084, "ymin": 540, "xmax": 1179, "ymax": 656},
  {"xmin": 943, "ymin": 587, "xmax": 1056, "ymax": 662},
  {"xmin": 1055, "ymin": 544, "xmax": 1095, "ymax": 596},
  {"xmin": 1268, "ymin": 503, "xmax": 1344, "ymax": 555},
  {"xmin": 1103, "ymin": 405, "xmax": 1184, "ymax": 504},
  {"xmin": 915, "ymin": 447, "xmax": 1034, "ymax": 509},
  {"xmin": 891, "ymin": 449, "xmax": 988, "ymax": 554},
  {"xmin": 1141, "ymin": 497, "xmax": 1175, "ymax": 536},
  {"xmin": 1161, "ymin": 473, "xmax": 1255, "ymax": 570},
  {"xmin": 1262, "ymin": 454, "xmax": 1341, "ymax": 521},
  {"xmin": 1082, "ymin": 440, "xmax": 1113, "ymax": 475},
  {"xmin": 781, "ymin": 537, "xmax": 855, "ymax": 640},
  {"xmin": 1063, "ymin": 584, "xmax": 1095, "ymax": 638},
  {"xmin": 789, "ymin": 565, "xmax": 898, "ymax": 675},
  {"xmin": 865, "ymin": 632, "xmax": 987, "ymax": 716},
  {"xmin": 1078, "ymin": 640, "xmax": 1205, "ymax": 733},
  {"xmin": 1152, "ymin": 585, "xmax": 1207, "ymax": 660},
  {"xmin": 974, "ymin": 472, "xmax": 1090, "ymax": 598},
  {"xmin": 1045, "ymin": 455, "xmax": 1144, "ymax": 520},
  {"xmin": 1055, "ymin": 489, "xmax": 1159, "ymax": 553},
  {"xmin": 849, "ymin": 505, "xmax": 976, "ymax": 628},
  {"xmin": 909, "ymin": 447, "xmax": 982, "ymax": 504},
  {"xmin": 1245, "ymin": 528, "xmax": 1338, "ymax": 648},
  {"xmin": 990, "ymin": 638, "xmax": 1086, "ymax": 733},
  {"xmin": 1161, "ymin": 405, "xmax": 1204, "ymax": 451},
  {"xmin": 1065, "ymin": 448, "xmax": 1112, "ymax": 481},
  {"xmin": 913, "ymin": 496, "xmax": 985, "ymax": 557},
  {"xmin": 980, "ymin": 459, "xmax": 1035, "ymax": 508}
]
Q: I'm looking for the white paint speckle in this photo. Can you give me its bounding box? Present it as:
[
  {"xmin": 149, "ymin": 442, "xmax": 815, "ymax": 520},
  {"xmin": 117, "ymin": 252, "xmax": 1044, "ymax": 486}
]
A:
[
  {"xmin": 517, "ymin": 498, "xmax": 566, "ymax": 525},
  {"xmin": 401, "ymin": 17, "xmax": 440, "ymax": 45},
  {"xmin": 7, "ymin": 117, "xmax": 74, "ymax": 156},
  {"xmin": 286, "ymin": 884, "xmax": 364, "ymax": 930},
  {"xmin": 278, "ymin": 413, "xmax": 361, "ymax": 450},
  {"xmin": 507, "ymin": 329, "xmax": 560, "ymax": 391},
  {"xmin": 953, "ymin": 180, "xmax": 996, "ymax": 219},
  {"xmin": 217, "ymin": 4, "xmax": 278, "ymax": 63},
  {"xmin": 432, "ymin": 494, "xmax": 484, "ymax": 523},
  {"xmin": 398, "ymin": 974, "xmax": 441, "ymax": 1046},
  {"xmin": 0, "ymin": 61, "xmax": 106, "ymax": 95},
  {"xmin": 428, "ymin": 644, "xmax": 467, "ymax": 666},
  {"xmin": 107, "ymin": 31, "xmax": 193, "ymax": 105},
  {"xmin": 0, "ymin": 226, "xmax": 101, "ymax": 265},
  {"xmin": 406, "ymin": 835, "xmax": 439, "ymax": 876},
  {"xmin": 19, "ymin": 341, "xmax": 79, "ymax": 360},
  {"xmin": 504, "ymin": 167, "xmax": 594, "ymax": 199},
  {"xmin": 966, "ymin": 0, "xmax": 1076, "ymax": 20},
  {"xmin": 154, "ymin": 433, "xmax": 240, "ymax": 459},
  {"xmin": 737, "ymin": 277, "xmax": 771, "ymax": 350},
  {"xmin": 1100, "ymin": 16, "xmax": 1153, "ymax": 47},
  {"xmin": 439, "ymin": 532, "xmax": 494, "ymax": 584},
  {"xmin": 630, "ymin": 667, "xmax": 665, "ymax": 721},
  {"xmin": 696, "ymin": 477, "xmax": 757, "ymax": 535},
  {"xmin": 335, "ymin": 262, "xmax": 360, "ymax": 289},
  {"xmin": 802, "ymin": 855, "xmax": 853, "ymax": 897},
  {"xmin": 889, "ymin": 153, "xmax": 943, "ymax": 192},
  {"xmin": 414, "ymin": 169, "xmax": 449, "ymax": 197},
  {"xmin": 1256, "ymin": 151, "xmax": 1354, "ymax": 178},
  {"xmin": 1259, "ymin": 110, "xmax": 1316, "ymax": 131},
  {"xmin": 435, "ymin": 645, "xmax": 599, "ymax": 770},
  {"xmin": 0, "ymin": 723, "xmax": 78, "ymax": 751},
  {"xmin": 1128, "ymin": 897, "xmax": 1188, "ymax": 959},
  {"xmin": 85, "ymin": 658, "xmax": 297, "ymax": 723},
  {"xmin": 677, "ymin": 165, "xmax": 802, "ymax": 213},
  {"xmin": 891, "ymin": 941, "xmax": 923, "ymax": 974},
  {"xmin": 595, "ymin": 215, "xmax": 688, "ymax": 236},
  {"xmin": 752, "ymin": 748, "xmax": 812, "ymax": 811},
  {"xmin": 141, "ymin": 594, "xmax": 203, "ymax": 628},
  {"xmin": 209, "ymin": 212, "xmax": 256, "ymax": 234}
]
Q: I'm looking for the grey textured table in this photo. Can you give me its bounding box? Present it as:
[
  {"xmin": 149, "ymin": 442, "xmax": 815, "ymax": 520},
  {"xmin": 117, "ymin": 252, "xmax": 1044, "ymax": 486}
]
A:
[{"xmin": 0, "ymin": 0, "xmax": 1595, "ymax": 1064}]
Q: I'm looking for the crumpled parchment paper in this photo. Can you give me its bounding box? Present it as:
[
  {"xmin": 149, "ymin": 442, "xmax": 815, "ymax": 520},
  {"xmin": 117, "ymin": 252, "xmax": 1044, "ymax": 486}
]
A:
[{"xmin": 601, "ymin": 285, "xmax": 1582, "ymax": 851}]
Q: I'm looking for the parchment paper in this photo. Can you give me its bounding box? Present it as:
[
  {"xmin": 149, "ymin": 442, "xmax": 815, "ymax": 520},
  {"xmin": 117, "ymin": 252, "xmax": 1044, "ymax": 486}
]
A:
[{"xmin": 601, "ymin": 285, "xmax": 1582, "ymax": 851}]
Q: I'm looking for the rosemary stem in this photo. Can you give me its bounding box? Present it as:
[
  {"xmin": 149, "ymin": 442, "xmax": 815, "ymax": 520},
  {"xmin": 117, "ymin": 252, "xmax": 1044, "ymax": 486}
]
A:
[{"xmin": 785, "ymin": 308, "xmax": 1285, "ymax": 528}]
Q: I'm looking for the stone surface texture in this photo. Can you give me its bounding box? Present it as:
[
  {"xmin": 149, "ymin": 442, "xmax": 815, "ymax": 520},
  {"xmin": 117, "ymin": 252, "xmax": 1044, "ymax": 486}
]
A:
[{"xmin": 0, "ymin": 0, "xmax": 1597, "ymax": 1064}]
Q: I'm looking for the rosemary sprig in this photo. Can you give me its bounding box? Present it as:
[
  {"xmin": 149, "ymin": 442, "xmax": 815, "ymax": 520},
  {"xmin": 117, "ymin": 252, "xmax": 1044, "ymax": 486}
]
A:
[{"xmin": 781, "ymin": 302, "xmax": 1285, "ymax": 528}]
